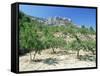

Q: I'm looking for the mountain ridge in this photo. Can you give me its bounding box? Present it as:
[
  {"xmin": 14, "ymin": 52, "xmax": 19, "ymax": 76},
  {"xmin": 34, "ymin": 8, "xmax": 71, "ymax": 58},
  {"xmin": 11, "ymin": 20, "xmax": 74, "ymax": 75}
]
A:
[{"xmin": 29, "ymin": 15, "xmax": 72, "ymax": 26}]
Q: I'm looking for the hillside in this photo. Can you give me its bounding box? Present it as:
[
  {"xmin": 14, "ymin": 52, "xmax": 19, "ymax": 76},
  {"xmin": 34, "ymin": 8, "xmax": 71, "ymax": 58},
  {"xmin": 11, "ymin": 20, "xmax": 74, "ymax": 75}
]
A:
[{"xmin": 19, "ymin": 11, "xmax": 96, "ymax": 71}]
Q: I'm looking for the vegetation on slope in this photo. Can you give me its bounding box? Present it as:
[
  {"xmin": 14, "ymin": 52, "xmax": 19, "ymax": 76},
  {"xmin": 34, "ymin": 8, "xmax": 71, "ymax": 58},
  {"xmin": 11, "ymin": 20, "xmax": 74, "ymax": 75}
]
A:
[{"xmin": 19, "ymin": 11, "xmax": 96, "ymax": 61}]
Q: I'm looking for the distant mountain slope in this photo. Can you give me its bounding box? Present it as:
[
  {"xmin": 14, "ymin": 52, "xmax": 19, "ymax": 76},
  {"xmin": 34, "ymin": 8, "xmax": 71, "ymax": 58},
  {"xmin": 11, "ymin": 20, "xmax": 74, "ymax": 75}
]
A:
[
  {"xmin": 19, "ymin": 11, "xmax": 95, "ymax": 31},
  {"xmin": 21, "ymin": 11, "xmax": 72, "ymax": 26}
]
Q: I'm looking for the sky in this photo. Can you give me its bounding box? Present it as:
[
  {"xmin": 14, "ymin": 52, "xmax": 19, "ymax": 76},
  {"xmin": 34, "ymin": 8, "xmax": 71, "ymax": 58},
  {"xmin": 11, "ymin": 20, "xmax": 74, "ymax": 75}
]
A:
[{"xmin": 19, "ymin": 4, "xmax": 96, "ymax": 28}]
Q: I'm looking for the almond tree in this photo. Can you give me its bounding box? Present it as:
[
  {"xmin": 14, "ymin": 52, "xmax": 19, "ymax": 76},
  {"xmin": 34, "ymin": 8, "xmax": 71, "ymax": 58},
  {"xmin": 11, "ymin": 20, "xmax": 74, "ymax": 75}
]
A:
[
  {"xmin": 82, "ymin": 40, "xmax": 96, "ymax": 55},
  {"xmin": 19, "ymin": 11, "xmax": 45, "ymax": 61}
]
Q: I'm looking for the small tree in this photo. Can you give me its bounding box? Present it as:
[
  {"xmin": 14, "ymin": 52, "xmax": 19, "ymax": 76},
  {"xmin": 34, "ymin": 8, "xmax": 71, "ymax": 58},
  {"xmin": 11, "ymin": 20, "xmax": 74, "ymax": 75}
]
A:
[
  {"xmin": 82, "ymin": 40, "xmax": 96, "ymax": 55},
  {"xmin": 89, "ymin": 26, "xmax": 96, "ymax": 35},
  {"xmin": 90, "ymin": 26, "xmax": 94, "ymax": 32},
  {"xmin": 43, "ymin": 36, "xmax": 57, "ymax": 53},
  {"xmin": 19, "ymin": 14, "xmax": 45, "ymax": 61},
  {"xmin": 81, "ymin": 25, "xmax": 86, "ymax": 29},
  {"xmin": 71, "ymin": 40, "xmax": 83, "ymax": 58}
]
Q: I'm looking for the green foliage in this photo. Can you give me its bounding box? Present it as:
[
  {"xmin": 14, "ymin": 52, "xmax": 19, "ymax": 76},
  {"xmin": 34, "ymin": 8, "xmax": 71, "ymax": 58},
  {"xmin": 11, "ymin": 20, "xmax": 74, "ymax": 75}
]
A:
[
  {"xmin": 90, "ymin": 26, "xmax": 94, "ymax": 31},
  {"xmin": 71, "ymin": 40, "xmax": 82, "ymax": 51},
  {"xmin": 89, "ymin": 26, "xmax": 96, "ymax": 35},
  {"xmin": 64, "ymin": 40, "xmax": 83, "ymax": 58},
  {"xmin": 82, "ymin": 40, "xmax": 96, "ymax": 55},
  {"xmin": 19, "ymin": 11, "xmax": 45, "ymax": 60},
  {"xmin": 80, "ymin": 25, "xmax": 96, "ymax": 35},
  {"xmin": 81, "ymin": 25, "xmax": 86, "ymax": 29}
]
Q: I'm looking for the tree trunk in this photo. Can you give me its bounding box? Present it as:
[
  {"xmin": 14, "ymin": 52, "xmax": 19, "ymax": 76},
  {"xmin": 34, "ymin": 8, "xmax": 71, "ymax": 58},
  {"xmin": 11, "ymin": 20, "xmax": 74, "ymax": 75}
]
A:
[
  {"xmin": 91, "ymin": 50, "xmax": 95, "ymax": 55},
  {"xmin": 33, "ymin": 51, "xmax": 37, "ymax": 61},
  {"xmin": 29, "ymin": 51, "xmax": 32, "ymax": 62},
  {"xmin": 52, "ymin": 48, "xmax": 56, "ymax": 53},
  {"xmin": 77, "ymin": 50, "xmax": 80, "ymax": 59}
]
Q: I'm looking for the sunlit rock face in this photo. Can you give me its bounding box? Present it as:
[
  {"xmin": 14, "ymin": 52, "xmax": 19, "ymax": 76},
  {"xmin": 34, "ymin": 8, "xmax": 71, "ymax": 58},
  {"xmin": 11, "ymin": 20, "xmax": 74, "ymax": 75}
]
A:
[
  {"xmin": 45, "ymin": 16, "xmax": 72, "ymax": 26},
  {"xmin": 31, "ymin": 16, "xmax": 72, "ymax": 26}
]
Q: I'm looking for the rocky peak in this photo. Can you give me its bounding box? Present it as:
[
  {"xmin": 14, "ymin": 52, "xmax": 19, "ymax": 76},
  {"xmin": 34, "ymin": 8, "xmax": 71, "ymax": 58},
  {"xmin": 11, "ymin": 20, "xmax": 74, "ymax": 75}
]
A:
[
  {"xmin": 45, "ymin": 16, "xmax": 72, "ymax": 26},
  {"xmin": 31, "ymin": 16, "xmax": 72, "ymax": 26}
]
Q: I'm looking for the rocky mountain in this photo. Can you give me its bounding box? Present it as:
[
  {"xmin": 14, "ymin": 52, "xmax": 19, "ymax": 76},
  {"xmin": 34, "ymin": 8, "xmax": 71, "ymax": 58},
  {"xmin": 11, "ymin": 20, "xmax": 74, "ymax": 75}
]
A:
[
  {"xmin": 45, "ymin": 16, "xmax": 72, "ymax": 26},
  {"xmin": 31, "ymin": 16, "xmax": 72, "ymax": 26}
]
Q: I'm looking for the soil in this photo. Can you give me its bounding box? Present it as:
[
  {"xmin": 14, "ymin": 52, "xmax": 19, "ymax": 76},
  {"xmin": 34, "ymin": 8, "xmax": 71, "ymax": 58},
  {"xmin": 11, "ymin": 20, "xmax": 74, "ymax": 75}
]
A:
[{"xmin": 19, "ymin": 48, "xmax": 96, "ymax": 71}]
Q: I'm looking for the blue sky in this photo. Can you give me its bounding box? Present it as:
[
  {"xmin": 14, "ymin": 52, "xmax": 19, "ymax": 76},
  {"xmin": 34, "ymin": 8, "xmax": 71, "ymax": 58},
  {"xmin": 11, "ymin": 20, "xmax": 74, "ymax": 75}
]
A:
[{"xmin": 19, "ymin": 4, "xmax": 96, "ymax": 28}]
